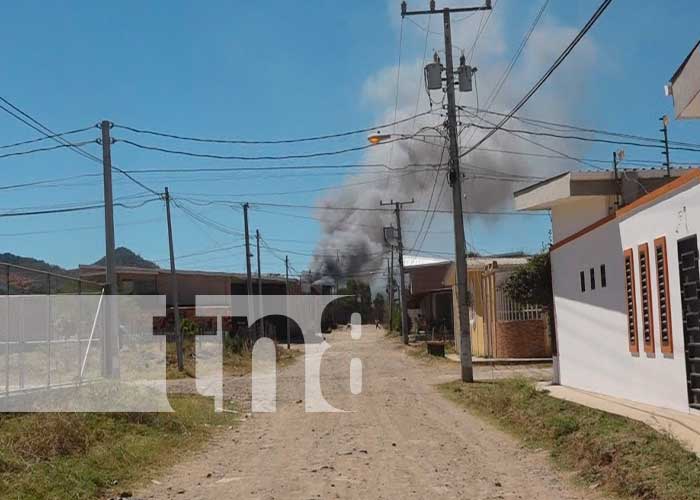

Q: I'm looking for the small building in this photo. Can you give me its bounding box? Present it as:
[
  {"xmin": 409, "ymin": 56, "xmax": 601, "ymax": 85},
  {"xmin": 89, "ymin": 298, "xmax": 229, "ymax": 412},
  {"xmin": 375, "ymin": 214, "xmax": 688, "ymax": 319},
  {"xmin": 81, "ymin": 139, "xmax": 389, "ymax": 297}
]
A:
[
  {"xmin": 515, "ymin": 168, "xmax": 700, "ymax": 413},
  {"xmin": 79, "ymin": 265, "xmax": 297, "ymax": 341},
  {"xmin": 404, "ymin": 255, "xmax": 550, "ymax": 359},
  {"xmin": 404, "ymin": 256, "xmax": 454, "ymax": 339}
]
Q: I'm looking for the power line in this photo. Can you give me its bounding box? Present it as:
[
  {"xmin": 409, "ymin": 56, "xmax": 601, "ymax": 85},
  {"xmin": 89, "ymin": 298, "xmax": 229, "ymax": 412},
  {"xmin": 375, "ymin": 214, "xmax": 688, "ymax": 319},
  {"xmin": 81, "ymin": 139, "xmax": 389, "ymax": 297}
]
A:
[
  {"xmin": 0, "ymin": 218, "xmax": 162, "ymax": 237},
  {"xmin": 415, "ymin": 174, "xmax": 449, "ymax": 254},
  {"xmin": 0, "ymin": 97, "xmax": 160, "ymax": 196},
  {"xmin": 111, "ymin": 111, "xmax": 432, "ymax": 145},
  {"xmin": 483, "ymin": 0, "xmax": 549, "ymax": 111},
  {"xmin": 0, "ymin": 126, "xmax": 95, "ymax": 150},
  {"xmin": 170, "ymin": 170, "xmax": 437, "ymax": 199},
  {"xmin": 460, "ymin": 0, "xmax": 614, "ymax": 158},
  {"xmin": 0, "ymin": 197, "xmax": 160, "ymax": 218},
  {"xmin": 172, "ymin": 201, "xmax": 244, "ymax": 237},
  {"xmin": 467, "ymin": 0, "xmax": 498, "ymax": 64},
  {"xmin": 469, "ymin": 123, "xmax": 700, "ymax": 153},
  {"xmin": 0, "ymin": 173, "xmax": 103, "ymax": 192},
  {"xmin": 116, "ymin": 135, "xmax": 421, "ymax": 162},
  {"xmin": 117, "ymin": 162, "xmax": 437, "ymax": 174},
  {"xmin": 153, "ymin": 243, "xmax": 246, "ymax": 263},
  {"xmin": 460, "ymin": 106, "xmax": 607, "ymax": 171},
  {"xmin": 411, "ymin": 140, "xmax": 448, "ymax": 248},
  {"xmin": 241, "ymin": 200, "xmax": 550, "ymax": 216},
  {"xmin": 457, "ymin": 104, "xmax": 700, "ymax": 149},
  {"xmin": 0, "ymin": 140, "xmax": 96, "ymax": 160}
]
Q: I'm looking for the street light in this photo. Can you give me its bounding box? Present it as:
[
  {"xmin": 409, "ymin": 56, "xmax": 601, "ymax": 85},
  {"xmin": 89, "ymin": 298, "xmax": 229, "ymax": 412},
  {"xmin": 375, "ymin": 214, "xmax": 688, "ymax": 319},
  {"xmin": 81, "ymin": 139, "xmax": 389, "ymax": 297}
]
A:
[{"xmin": 368, "ymin": 132, "xmax": 391, "ymax": 144}]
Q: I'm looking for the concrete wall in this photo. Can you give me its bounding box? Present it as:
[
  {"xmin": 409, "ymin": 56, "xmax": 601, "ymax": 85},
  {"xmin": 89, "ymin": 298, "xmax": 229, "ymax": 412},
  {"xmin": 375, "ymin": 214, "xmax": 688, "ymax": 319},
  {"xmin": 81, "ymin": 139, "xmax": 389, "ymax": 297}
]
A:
[
  {"xmin": 551, "ymin": 196, "xmax": 612, "ymax": 243},
  {"xmin": 551, "ymin": 182, "xmax": 700, "ymax": 413}
]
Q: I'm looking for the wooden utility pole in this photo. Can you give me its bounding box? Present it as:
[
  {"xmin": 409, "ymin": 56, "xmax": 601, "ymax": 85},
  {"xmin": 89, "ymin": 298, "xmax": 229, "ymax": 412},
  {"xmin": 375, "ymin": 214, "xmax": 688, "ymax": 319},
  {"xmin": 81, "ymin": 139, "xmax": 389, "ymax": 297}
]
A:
[
  {"xmin": 380, "ymin": 199, "xmax": 414, "ymax": 344},
  {"xmin": 164, "ymin": 187, "xmax": 183, "ymax": 371},
  {"xmin": 100, "ymin": 120, "xmax": 118, "ymax": 377},
  {"xmin": 401, "ymin": 0, "xmax": 491, "ymax": 381},
  {"xmin": 660, "ymin": 115, "xmax": 671, "ymax": 176},
  {"xmin": 285, "ymin": 255, "xmax": 290, "ymax": 349},
  {"xmin": 243, "ymin": 203, "xmax": 254, "ymax": 296}
]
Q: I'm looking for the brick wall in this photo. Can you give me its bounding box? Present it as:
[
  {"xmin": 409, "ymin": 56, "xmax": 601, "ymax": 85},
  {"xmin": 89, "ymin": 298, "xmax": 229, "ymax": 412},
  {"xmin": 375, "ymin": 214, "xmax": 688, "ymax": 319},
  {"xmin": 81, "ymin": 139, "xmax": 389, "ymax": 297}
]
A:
[{"xmin": 495, "ymin": 319, "xmax": 551, "ymax": 358}]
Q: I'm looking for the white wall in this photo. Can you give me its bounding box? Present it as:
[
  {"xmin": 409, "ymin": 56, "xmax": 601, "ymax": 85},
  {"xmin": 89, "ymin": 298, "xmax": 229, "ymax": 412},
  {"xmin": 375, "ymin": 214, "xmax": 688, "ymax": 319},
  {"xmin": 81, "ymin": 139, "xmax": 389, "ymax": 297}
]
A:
[
  {"xmin": 552, "ymin": 182, "xmax": 699, "ymax": 413},
  {"xmin": 551, "ymin": 196, "xmax": 612, "ymax": 243}
]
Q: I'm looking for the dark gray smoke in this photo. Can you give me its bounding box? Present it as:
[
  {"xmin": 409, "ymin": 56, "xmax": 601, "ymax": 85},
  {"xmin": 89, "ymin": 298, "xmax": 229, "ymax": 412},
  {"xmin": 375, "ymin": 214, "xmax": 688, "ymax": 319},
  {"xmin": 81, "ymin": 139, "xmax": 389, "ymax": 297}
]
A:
[{"xmin": 310, "ymin": 12, "xmax": 598, "ymax": 279}]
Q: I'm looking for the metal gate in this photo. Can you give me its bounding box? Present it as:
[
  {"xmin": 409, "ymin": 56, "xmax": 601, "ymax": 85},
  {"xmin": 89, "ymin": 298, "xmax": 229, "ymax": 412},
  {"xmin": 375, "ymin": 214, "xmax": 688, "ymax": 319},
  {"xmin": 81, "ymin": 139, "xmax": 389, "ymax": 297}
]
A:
[{"xmin": 677, "ymin": 235, "xmax": 700, "ymax": 410}]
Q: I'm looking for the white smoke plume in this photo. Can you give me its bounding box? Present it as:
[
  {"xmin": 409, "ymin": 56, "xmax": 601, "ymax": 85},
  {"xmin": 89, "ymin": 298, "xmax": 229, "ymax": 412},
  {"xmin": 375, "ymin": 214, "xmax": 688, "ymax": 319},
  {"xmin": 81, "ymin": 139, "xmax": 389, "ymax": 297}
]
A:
[{"xmin": 311, "ymin": 3, "xmax": 598, "ymax": 279}]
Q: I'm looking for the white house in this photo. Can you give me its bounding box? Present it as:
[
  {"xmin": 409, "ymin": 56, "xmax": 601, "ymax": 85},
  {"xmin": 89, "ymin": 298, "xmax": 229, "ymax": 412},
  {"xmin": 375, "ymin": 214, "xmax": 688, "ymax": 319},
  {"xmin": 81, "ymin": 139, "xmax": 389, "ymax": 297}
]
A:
[{"xmin": 515, "ymin": 169, "xmax": 700, "ymax": 413}]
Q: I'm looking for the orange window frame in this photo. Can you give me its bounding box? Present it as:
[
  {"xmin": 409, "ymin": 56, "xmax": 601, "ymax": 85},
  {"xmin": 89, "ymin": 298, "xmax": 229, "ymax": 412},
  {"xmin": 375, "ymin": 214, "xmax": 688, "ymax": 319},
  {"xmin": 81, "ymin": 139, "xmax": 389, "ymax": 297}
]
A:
[
  {"xmin": 638, "ymin": 243, "xmax": 655, "ymax": 354},
  {"xmin": 624, "ymin": 249, "xmax": 639, "ymax": 353},
  {"xmin": 654, "ymin": 236, "xmax": 673, "ymax": 354}
]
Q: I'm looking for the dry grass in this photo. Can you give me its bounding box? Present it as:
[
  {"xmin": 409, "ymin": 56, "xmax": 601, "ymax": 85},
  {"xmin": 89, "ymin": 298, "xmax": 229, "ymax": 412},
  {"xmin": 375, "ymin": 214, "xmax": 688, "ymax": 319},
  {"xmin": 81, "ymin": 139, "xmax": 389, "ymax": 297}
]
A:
[
  {"xmin": 440, "ymin": 378, "xmax": 700, "ymax": 500},
  {"xmin": 166, "ymin": 336, "xmax": 301, "ymax": 379},
  {"xmin": 0, "ymin": 396, "xmax": 237, "ymax": 499}
]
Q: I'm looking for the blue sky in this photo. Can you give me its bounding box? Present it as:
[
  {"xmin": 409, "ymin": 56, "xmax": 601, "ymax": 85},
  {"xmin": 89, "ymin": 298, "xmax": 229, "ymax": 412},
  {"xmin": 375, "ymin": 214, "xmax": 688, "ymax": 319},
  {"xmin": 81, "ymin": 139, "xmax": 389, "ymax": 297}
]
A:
[{"xmin": 1, "ymin": 0, "xmax": 699, "ymax": 277}]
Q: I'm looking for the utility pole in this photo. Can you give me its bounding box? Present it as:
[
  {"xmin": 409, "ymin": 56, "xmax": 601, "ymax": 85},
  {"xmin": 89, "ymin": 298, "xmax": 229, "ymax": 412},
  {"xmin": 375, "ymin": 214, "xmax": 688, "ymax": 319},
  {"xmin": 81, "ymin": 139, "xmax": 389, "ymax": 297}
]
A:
[
  {"xmin": 401, "ymin": 0, "xmax": 491, "ymax": 382},
  {"xmin": 256, "ymin": 229, "xmax": 263, "ymax": 337},
  {"xmin": 388, "ymin": 247, "xmax": 394, "ymax": 332},
  {"xmin": 100, "ymin": 120, "xmax": 117, "ymax": 377},
  {"xmin": 243, "ymin": 203, "xmax": 254, "ymax": 296},
  {"xmin": 285, "ymin": 255, "xmax": 290, "ymax": 349},
  {"xmin": 613, "ymin": 149, "xmax": 624, "ymax": 208},
  {"xmin": 386, "ymin": 256, "xmax": 392, "ymax": 330},
  {"xmin": 380, "ymin": 199, "xmax": 414, "ymax": 344},
  {"xmin": 660, "ymin": 115, "xmax": 671, "ymax": 176},
  {"xmin": 164, "ymin": 187, "xmax": 183, "ymax": 371}
]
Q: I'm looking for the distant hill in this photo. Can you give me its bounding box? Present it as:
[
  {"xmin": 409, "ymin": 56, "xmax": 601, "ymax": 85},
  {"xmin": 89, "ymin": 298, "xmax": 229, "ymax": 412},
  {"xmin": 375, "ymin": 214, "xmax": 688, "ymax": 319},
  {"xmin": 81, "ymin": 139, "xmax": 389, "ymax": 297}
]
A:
[
  {"xmin": 0, "ymin": 246, "xmax": 159, "ymax": 276},
  {"xmin": 0, "ymin": 252, "xmax": 73, "ymax": 275},
  {"xmin": 92, "ymin": 247, "xmax": 159, "ymax": 269}
]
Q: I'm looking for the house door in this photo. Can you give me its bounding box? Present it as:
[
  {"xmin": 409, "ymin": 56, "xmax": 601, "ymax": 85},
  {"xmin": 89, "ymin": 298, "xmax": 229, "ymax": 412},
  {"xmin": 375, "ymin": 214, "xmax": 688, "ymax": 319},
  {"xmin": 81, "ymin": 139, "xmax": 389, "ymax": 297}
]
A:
[{"xmin": 677, "ymin": 235, "xmax": 700, "ymax": 410}]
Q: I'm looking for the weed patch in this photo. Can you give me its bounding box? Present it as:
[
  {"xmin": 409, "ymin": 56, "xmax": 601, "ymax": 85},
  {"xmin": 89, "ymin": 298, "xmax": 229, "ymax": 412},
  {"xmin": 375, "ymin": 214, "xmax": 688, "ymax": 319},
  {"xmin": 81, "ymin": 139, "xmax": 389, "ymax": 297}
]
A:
[
  {"xmin": 440, "ymin": 378, "xmax": 700, "ymax": 500},
  {"xmin": 0, "ymin": 396, "xmax": 236, "ymax": 500}
]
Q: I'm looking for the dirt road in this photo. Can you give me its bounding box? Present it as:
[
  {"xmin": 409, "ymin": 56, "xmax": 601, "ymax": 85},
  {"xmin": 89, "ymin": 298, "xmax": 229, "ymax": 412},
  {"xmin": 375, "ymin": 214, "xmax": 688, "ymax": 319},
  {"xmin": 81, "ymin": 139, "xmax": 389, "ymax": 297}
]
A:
[{"xmin": 136, "ymin": 327, "xmax": 603, "ymax": 499}]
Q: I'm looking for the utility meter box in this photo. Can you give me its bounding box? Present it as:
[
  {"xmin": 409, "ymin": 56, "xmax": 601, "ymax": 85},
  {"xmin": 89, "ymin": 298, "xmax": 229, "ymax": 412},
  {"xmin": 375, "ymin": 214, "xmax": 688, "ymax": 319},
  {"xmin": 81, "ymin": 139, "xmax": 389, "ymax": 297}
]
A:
[
  {"xmin": 425, "ymin": 61, "xmax": 443, "ymax": 90},
  {"xmin": 458, "ymin": 65, "xmax": 473, "ymax": 92}
]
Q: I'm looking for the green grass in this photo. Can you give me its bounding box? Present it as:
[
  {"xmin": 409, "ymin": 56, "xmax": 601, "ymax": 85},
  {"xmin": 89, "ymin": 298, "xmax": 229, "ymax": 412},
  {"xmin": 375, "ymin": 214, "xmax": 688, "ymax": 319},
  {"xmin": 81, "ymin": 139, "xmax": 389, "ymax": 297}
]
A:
[
  {"xmin": 0, "ymin": 395, "xmax": 237, "ymax": 500},
  {"xmin": 440, "ymin": 378, "xmax": 700, "ymax": 500}
]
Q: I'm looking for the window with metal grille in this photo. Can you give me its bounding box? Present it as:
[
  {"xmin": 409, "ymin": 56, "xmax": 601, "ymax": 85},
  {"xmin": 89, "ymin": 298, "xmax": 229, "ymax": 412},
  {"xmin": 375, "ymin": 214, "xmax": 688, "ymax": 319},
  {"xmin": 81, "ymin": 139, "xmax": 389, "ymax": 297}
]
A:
[
  {"xmin": 624, "ymin": 249, "xmax": 639, "ymax": 353},
  {"xmin": 590, "ymin": 268, "xmax": 596, "ymax": 290},
  {"xmin": 580, "ymin": 271, "xmax": 585, "ymax": 293},
  {"xmin": 600, "ymin": 264, "xmax": 607, "ymax": 288},
  {"xmin": 654, "ymin": 236, "xmax": 673, "ymax": 354},
  {"xmin": 638, "ymin": 243, "xmax": 655, "ymax": 353}
]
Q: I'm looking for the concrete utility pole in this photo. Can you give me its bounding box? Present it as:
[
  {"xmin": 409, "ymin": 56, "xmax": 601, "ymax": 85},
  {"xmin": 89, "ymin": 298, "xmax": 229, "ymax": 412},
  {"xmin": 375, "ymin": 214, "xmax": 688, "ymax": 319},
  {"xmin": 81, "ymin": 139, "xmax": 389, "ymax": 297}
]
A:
[
  {"xmin": 256, "ymin": 229, "xmax": 263, "ymax": 337},
  {"xmin": 243, "ymin": 203, "xmax": 254, "ymax": 296},
  {"xmin": 164, "ymin": 187, "xmax": 183, "ymax": 371},
  {"xmin": 285, "ymin": 255, "xmax": 290, "ymax": 349},
  {"xmin": 380, "ymin": 199, "xmax": 414, "ymax": 345},
  {"xmin": 401, "ymin": 0, "xmax": 491, "ymax": 382},
  {"xmin": 660, "ymin": 115, "xmax": 671, "ymax": 176},
  {"xmin": 386, "ymin": 256, "xmax": 392, "ymax": 330},
  {"xmin": 100, "ymin": 120, "xmax": 118, "ymax": 377},
  {"xmin": 389, "ymin": 247, "xmax": 394, "ymax": 332}
]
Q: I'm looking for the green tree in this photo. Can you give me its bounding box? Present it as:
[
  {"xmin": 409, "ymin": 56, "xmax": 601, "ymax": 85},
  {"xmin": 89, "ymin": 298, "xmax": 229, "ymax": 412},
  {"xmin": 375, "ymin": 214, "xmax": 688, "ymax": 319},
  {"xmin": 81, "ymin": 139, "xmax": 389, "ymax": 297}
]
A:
[
  {"xmin": 503, "ymin": 251, "xmax": 557, "ymax": 353},
  {"xmin": 502, "ymin": 252, "xmax": 552, "ymax": 306}
]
